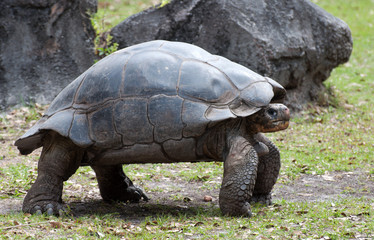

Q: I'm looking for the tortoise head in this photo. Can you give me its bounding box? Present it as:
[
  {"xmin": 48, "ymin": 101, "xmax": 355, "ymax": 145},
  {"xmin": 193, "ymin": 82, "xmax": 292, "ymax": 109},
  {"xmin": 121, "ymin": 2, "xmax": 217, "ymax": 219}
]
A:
[{"xmin": 246, "ymin": 103, "xmax": 290, "ymax": 133}]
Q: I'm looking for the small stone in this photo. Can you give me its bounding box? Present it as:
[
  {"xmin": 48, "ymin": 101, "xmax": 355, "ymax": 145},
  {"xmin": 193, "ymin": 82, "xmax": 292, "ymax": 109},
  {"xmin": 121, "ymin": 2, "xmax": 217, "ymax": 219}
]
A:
[{"xmin": 203, "ymin": 195, "xmax": 213, "ymax": 202}]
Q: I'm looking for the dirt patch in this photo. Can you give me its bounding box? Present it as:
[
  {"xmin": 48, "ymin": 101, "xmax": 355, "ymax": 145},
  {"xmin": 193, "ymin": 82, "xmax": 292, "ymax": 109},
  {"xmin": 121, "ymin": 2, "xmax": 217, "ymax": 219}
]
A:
[
  {"xmin": 274, "ymin": 170, "xmax": 374, "ymax": 202},
  {"xmin": 1, "ymin": 169, "xmax": 373, "ymax": 218}
]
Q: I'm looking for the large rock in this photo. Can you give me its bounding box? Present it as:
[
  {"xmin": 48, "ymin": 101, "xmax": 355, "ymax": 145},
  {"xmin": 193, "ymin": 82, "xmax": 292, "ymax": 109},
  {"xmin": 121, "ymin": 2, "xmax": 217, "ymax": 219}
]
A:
[
  {"xmin": 111, "ymin": 0, "xmax": 353, "ymax": 110},
  {"xmin": 0, "ymin": 0, "xmax": 96, "ymax": 110}
]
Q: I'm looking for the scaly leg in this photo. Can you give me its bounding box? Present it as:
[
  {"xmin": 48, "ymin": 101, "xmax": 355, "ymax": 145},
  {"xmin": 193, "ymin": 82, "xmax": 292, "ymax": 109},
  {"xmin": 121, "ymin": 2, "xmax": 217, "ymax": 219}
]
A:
[
  {"xmin": 219, "ymin": 136, "xmax": 258, "ymax": 217},
  {"xmin": 91, "ymin": 165, "xmax": 148, "ymax": 203},
  {"xmin": 250, "ymin": 133, "xmax": 280, "ymax": 205},
  {"xmin": 23, "ymin": 132, "xmax": 83, "ymax": 215}
]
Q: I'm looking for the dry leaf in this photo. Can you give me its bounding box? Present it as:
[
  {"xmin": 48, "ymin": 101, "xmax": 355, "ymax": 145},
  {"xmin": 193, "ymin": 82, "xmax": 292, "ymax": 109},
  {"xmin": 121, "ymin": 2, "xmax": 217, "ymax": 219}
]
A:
[
  {"xmin": 194, "ymin": 222, "xmax": 204, "ymax": 227},
  {"xmin": 49, "ymin": 221, "xmax": 63, "ymax": 228}
]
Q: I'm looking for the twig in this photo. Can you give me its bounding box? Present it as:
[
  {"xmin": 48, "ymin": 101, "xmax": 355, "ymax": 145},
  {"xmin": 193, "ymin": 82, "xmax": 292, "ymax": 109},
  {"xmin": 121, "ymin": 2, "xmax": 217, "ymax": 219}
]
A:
[{"xmin": 1, "ymin": 221, "xmax": 53, "ymax": 230}]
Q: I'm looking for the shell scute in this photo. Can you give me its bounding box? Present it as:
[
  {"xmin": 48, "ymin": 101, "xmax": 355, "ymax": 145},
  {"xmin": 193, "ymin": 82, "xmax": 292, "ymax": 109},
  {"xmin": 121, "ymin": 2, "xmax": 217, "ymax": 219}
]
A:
[
  {"xmin": 148, "ymin": 95, "xmax": 184, "ymax": 143},
  {"xmin": 75, "ymin": 52, "xmax": 131, "ymax": 106},
  {"xmin": 181, "ymin": 100, "xmax": 210, "ymax": 138},
  {"xmin": 208, "ymin": 57, "xmax": 265, "ymax": 90},
  {"xmin": 178, "ymin": 60, "xmax": 238, "ymax": 104},
  {"xmin": 69, "ymin": 113, "xmax": 92, "ymax": 147},
  {"xmin": 113, "ymin": 98, "xmax": 153, "ymax": 145},
  {"xmin": 121, "ymin": 51, "xmax": 182, "ymax": 97},
  {"xmin": 88, "ymin": 105, "xmax": 122, "ymax": 148},
  {"xmin": 40, "ymin": 109, "xmax": 74, "ymax": 138}
]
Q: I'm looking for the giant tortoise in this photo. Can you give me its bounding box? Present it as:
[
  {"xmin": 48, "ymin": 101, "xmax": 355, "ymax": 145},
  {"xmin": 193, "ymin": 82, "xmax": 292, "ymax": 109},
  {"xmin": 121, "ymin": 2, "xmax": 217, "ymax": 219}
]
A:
[{"xmin": 15, "ymin": 40, "xmax": 290, "ymax": 217}]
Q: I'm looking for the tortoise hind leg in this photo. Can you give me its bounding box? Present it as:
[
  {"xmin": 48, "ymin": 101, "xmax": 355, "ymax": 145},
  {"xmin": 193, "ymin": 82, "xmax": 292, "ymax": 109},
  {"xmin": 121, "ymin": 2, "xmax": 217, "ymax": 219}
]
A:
[
  {"xmin": 91, "ymin": 165, "xmax": 148, "ymax": 203},
  {"xmin": 23, "ymin": 132, "xmax": 83, "ymax": 215},
  {"xmin": 250, "ymin": 133, "xmax": 280, "ymax": 206}
]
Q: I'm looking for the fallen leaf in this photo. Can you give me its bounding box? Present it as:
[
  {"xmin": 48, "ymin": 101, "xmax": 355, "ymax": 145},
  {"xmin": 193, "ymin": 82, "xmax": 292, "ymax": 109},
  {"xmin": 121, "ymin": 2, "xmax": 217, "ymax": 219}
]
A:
[
  {"xmin": 357, "ymin": 212, "xmax": 370, "ymax": 216},
  {"xmin": 167, "ymin": 228, "xmax": 181, "ymax": 233},
  {"xmin": 194, "ymin": 222, "xmax": 204, "ymax": 227},
  {"xmin": 49, "ymin": 221, "xmax": 63, "ymax": 228},
  {"xmin": 96, "ymin": 231, "xmax": 105, "ymax": 238},
  {"xmin": 280, "ymin": 226, "xmax": 288, "ymax": 231},
  {"xmin": 296, "ymin": 210, "xmax": 308, "ymax": 215},
  {"xmin": 197, "ymin": 175, "xmax": 210, "ymax": 181}
]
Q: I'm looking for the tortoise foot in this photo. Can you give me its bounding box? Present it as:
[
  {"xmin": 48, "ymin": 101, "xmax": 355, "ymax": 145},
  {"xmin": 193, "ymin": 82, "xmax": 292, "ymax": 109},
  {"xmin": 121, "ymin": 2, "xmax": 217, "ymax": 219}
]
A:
[
  {"xmin": 92, "ymin": 165, "xmax": 149, "ymax": 203},
  {"xmin": 122, "ymin": 185, "xmax": 149, "ymax": 203},
  {"xmin": 250, "ymin": 193, "xmax": 272, "ymax": 206},
  {"xmin": 101, "ymin": 184, "xmax": 149, "ymax": 203},
  {"xmin": 22, "ymin": 170, "xmax": 66, "ymax": 216},
  {"xmin": 23, "ymin": 201, "xmax": 66, "ymax": 216},
  {"xmin": 220, "ymin": 200, "xmax": 253, "ymax": 217}
]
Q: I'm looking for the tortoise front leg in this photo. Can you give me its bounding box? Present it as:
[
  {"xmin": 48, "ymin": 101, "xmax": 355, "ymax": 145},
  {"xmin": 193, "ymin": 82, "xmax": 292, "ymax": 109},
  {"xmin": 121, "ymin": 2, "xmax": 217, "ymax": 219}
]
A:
[
  {"xmin": 91, "ymin": 165, "xmax": 149, "ymax": 203},
  {"xmin": 250, "ymin": 133, "xmax": 280, "ymax": 205},
  {"xmin": 23, "ymin": 132, "xmax": 83, "ymax": 215},
  {"xmin": 219, "ymin": 136, "xmax": 258, "ymax": 217}
]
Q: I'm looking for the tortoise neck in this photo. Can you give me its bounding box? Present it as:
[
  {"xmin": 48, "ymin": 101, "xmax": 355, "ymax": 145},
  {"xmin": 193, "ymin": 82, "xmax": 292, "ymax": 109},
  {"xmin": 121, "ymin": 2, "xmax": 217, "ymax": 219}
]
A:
[{"xmin": 197, "ymin": 119, "xmax": 247, "ymax": 161}]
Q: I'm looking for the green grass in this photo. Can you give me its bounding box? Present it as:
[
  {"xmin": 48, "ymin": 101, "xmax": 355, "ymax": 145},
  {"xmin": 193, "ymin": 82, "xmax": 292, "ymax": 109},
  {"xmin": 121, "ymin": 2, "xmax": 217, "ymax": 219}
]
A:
[
  {"xmin": 0, "ymin": 0, "xmax": 373, "ymax": 239},
  {"xmin": 96, "ymin": 0, "xmax": 160, "ymax": 32}
]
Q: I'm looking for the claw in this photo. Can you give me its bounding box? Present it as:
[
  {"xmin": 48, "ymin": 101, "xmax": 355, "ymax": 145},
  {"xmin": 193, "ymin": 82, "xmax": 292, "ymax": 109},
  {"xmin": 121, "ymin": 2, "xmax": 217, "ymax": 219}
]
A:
[
  {"xmin": 141, "ymin": 192, "xmax": 149, "ymax": 201},
  {"xmin": 44, "ymin": 203, "xmax": 54, "ymax": 215},
  {"xmin": 47, "ymin": 208, "xmax": 54, "ymax": 215},
  {"xmin": 45, "ymin": 203, "xmax": 54, "ymax": 210},
  {"xmin": 134, "ymin": 185, "xmax": 149, "ymax": 201},
  {"xmin": 33, "ymin": 206, "xmax": 42, "ymax": 215}
]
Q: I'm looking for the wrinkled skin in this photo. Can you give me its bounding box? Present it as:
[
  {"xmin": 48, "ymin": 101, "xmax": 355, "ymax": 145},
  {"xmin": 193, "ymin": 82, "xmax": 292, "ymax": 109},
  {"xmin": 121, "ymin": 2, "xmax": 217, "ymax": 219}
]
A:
[{"xmin": 22, "ymin": 103, "xmax": 289, "ymax": 217}]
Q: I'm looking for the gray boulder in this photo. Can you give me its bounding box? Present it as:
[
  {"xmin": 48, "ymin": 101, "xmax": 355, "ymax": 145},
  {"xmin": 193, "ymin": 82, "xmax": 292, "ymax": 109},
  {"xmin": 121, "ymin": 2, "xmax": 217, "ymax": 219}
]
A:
[
  {"xmin": 0, "ymin": 0, "xmax": 96, "ymax": 110},
  {"xmin": 111, "ymin": 0, "xmax": 353, "ymax": 110}
]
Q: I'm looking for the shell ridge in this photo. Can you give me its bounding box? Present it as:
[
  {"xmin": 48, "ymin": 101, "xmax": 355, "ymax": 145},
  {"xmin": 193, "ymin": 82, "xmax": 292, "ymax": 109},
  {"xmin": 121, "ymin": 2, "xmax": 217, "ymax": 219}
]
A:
[
  {"xmin": 112, "ymin": 103, "xmax": 124, "ymax": 147},
  {"xmin": 176, "ymin": 60, "xmax": 184, "ymax": 96},
  {"xmin": 156, "ymin": 49, "xmax": 186, "ymax": 61},
  {"xmin": 146, "ymin": 97, "xmax": 156, "ymax": 144},
  {"xmin": 180, "ymin": 99, "xmax": 187, "ymax": 136},
  {"xmin": 119, "ymin": 53, "xmax": 134, "ymax": 97},
  {"xmin": 73, "ymin": 72, "xmax": 89, "ymax": 104},
  {"xmin": 67, "ymin": 110, "xmax": 76, "ymax": 139},
  {"xmin": 203, "ymin": 61, "xmax": 239, "ymax": 91}
]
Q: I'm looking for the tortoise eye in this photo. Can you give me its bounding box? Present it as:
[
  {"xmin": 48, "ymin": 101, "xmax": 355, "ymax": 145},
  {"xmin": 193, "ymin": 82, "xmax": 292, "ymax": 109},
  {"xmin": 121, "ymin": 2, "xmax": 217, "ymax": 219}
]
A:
[{"xmin": 267, "ymin": 108, "xmax": 277, "ymax": 117}]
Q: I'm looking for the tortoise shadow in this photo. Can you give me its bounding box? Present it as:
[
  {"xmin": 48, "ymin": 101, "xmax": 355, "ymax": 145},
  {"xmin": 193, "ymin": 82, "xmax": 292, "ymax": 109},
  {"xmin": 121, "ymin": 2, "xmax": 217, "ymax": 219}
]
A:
[{"xmin": 67, "ymin": 199, "xmax": 221, "ymax": 221}]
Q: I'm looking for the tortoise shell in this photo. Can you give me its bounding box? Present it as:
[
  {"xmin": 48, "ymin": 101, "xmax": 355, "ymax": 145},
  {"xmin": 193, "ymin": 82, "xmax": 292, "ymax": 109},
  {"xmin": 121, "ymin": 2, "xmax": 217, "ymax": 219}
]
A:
[{"xmin": 15, "ymin": 40, "xmax": 285, "ymax": 154}]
